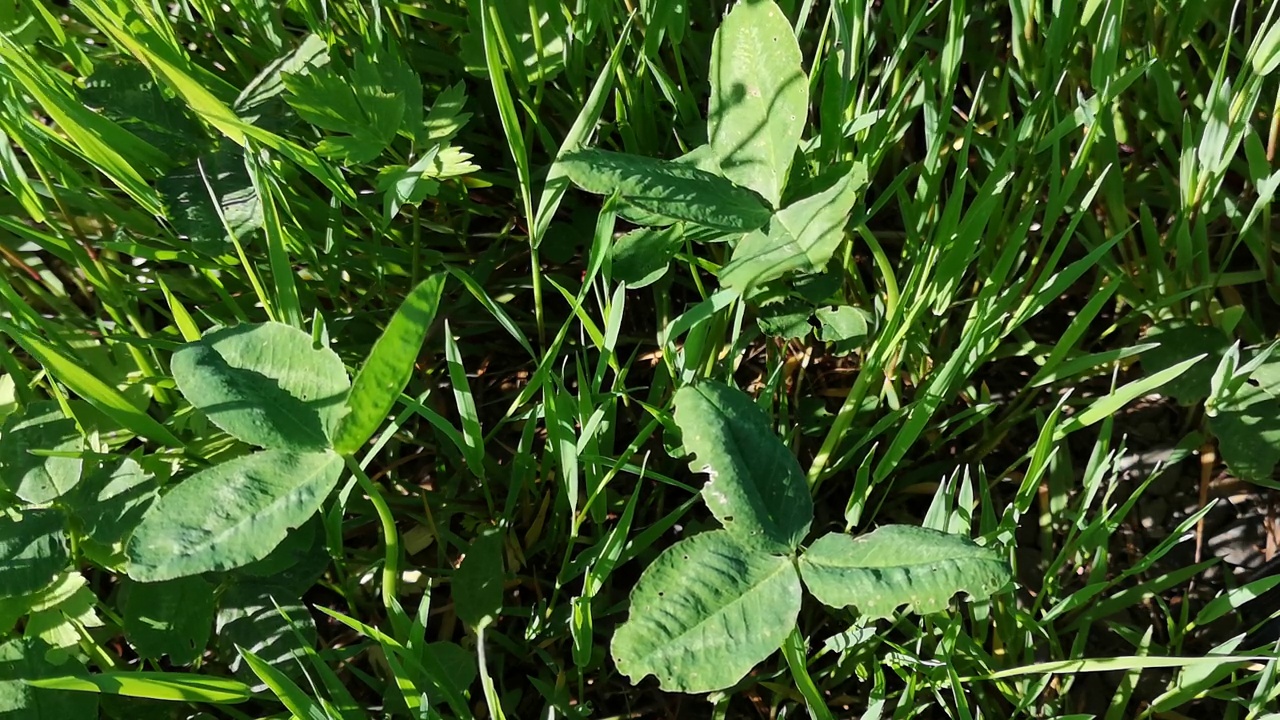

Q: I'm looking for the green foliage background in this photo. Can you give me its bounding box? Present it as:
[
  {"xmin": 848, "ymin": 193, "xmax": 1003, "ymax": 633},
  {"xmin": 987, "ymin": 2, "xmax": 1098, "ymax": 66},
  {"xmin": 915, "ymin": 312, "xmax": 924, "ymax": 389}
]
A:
[{"xmin": 1, "ymin": 0, "xmax": 1280, "ymax": 717}]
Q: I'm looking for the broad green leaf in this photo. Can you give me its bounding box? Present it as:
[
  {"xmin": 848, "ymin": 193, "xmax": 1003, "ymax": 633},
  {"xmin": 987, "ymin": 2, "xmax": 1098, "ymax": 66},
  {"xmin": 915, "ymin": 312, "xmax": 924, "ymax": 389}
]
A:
[
  {"xmin": 125, "ymin": 449, "xmax": 343, "ymax": 581},
  {"xmin": 334, "ymin": 274, "xmax": 446, "ymax": 456},
  {"xmin": 0, "ymin": 509, "xmax": 68, "ymax": 600},
  {"xmin": 230, "ymin": 517, "xmax": 330, "ymax": 596},
  {"xmin": 25, "ymin": 672, "xmax": 251, "ymax": 704},
  {"xmin": 798, "ymin": 526, "xmax": 1010, "ymax": 619},
  {"xmin": 453, "ymin": 526, "xmax": 505, "ymax": 630},
  {"xmin": 674, "ymin": 382, "xmax": 812, "ymax": 552},
  {"xmin": 216, "ymin": 583, "xmax": 316, "ymax": 690},
  {"xmin": 170, "ymin": 322, "xmax": 350, "ymax": 451},
  {"xmin": 0, "ymin": 638, "xmax": 97, "ymax": 718},
  {"xmin": 815, "ymin": 305, "xmax": 871, "ymax": 355},
  {"xmin": 707, "ymin": 0, "xmax": 808, "ymax": 206},
  {"xmin": 560, "ymin": 148, "xmax": 771, "ymax": 233},
  {"xmin": 1209, "ymin": 382, "xmax": 1280, "ymax": 480},
  {"xmin": 66, "ymin": 456, "xmax": 156, "ymax": 552},
  {"xmin": 611, "ymin": 224, "xmax": 684, "ymax": 288},
  {"xmin": 158, "ymin": 142, "xmax": 263, "ymax": 253},
  {"xmin": 0, "ymin": 321, "xmax": 183, "ymax": 447},
  {"xmin": 757, "ymin": 297, "xmax": 814, "ymax": 340},
  {"xmin": 611, "ymin": 530, "xmax": 802, "ymax": 693},
  {"xmin": 1141, "ymin": 323, "xmax": 1231, "ymax": 404},
  {"xmin": 0, "ymin": 573, "xmax": 86, "ymax": 633},
  {"xmin": 0, "ymin": 401, "xmax": 83, "ymax": 504},
  {"xmin": 24, "ymin": 583, "xmax": 102, "ymax": 653},
  {"xmin": 719, "ymin": 165, "xmax": 866, "ymax": 291},
  {"xmin": 120, "ymin": 576, "xmax": 216, "ymax": 665}
]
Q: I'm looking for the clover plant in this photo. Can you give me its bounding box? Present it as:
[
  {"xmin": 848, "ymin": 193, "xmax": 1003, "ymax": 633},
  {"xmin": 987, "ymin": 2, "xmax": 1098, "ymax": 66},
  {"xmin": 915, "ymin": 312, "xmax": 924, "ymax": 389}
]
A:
[{"xmin": 611, "ymin": 382, "xmax": 1012, "ymax": 693}]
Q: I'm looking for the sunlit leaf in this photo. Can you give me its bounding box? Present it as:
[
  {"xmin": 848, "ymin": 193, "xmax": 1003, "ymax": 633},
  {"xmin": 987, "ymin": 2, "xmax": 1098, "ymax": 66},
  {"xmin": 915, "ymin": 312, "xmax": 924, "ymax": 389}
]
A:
[{"xmin": 611, "ymin": 530, "xmax": 802, "ymax": 693}]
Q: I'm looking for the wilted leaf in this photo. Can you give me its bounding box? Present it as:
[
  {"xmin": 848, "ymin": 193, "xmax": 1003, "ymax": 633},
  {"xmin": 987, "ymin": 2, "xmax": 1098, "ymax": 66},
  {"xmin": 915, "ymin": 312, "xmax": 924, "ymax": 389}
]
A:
[
  {"xmin": 707, "ymin": 0, "xmax": 807, "ymax": 206},
  {"xmin": 170, "ymin": 322, "xmax": 350, "ymax": 451},
  {"xmin": 674, "ymin": 382, "xmax": 813, "ymax": 553},
  {"xmin": 561, "ymin": 148, "xmax": 771, "ymax": 233},
  {"xmin": 798, "ymin": 526, "xmax": 1010, "ymax": 619},
  {"xmin": 611, "ymin": 530, "xmax": 801, "ymax": 693},
  {"xmin": 0, "ymin": 401, "xmax": 83, "ymax": 504},
  {"xmin": 125, "ymin": 449, "xmax": 343, "ymax": 582},
  {"xmin": 120, "ymin": 576, "xmax": 216, "ymax": 666}
]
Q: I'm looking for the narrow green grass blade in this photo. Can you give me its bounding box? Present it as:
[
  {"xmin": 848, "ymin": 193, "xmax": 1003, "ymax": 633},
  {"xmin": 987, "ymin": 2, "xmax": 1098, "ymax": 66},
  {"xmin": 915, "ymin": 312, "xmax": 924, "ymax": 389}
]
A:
[
  {"xmin": 0, "ymin": 321, "xmax": 183, "ymax": 447},
  {"xmin": 479, "ymin": 0, "xmax": 533, "ymax": 226},
  {"xmin": 531, "ymin": 15, "xmax": 634, "ymax": 244},
  {"xmin": 1054, "ymin": 355, "xmax": 1206, "ymax": 438},
  {"xmin": 443, "ymin": 320, "xmax": 486, "ymax": 479},
  {"xmin": 238, "ymin": 647, "xmax": 328, "ymax": 719},
  {"xmin": 25, "ymin": 673, "xmax": 253, "ymax": 704},
  {"xmin": 334, "ymin": 273, "xmax": 447, "ymax": 456}
]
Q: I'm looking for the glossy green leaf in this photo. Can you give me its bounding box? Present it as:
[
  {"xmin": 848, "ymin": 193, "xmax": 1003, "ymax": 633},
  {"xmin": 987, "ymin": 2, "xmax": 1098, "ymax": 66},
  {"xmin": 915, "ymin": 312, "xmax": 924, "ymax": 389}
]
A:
[
  {"xmin": 24, "ymin": 672, "xmax": 251, "ymax": 704},
  {"xmin": 0, "ymin": 401, "xmax": 82, "ymax": 504},
  {"xmin": 0, "ymin": 638, "xmax": 97, "ymax": 718},
  {"xmin": 707, "ymin": 0, "xmax": 808, "ymax": 206},
  {"xmin": 125, "ymin": 449, "xmax": 343, "ymax": 581},
  {"xmin": 611, "ymin": 530, "xmax": 802, "ymax": 693},
  {"xmin": 334, "ymin": 273, "xmax": 446, "ymax": 456},
  {"xmin": 120, "ymin": 577, "xmax": 216, "ymax": 665},
  {"xmin": 453, "ymin": 525, "xmax": 505, "ymax": 630},
  {"xmin": 0, "ymin": 509, "xmax": 68, "ymax": 600},
  {"xmin": 560, "ymin": 148, "xmax": 771, "ymax": 233},
  {"xmin": 170, "ymin": 322, "xmax": 350, "ymax": 451},
  {"xmin": 719, "ymin": 165, "xmax": 866, "ymax": 291},
  {"xmin": 798, "ymin": 526, "xmax": 1011, "ymax": 619},
  {"xmin": 611, "ymin": 224, "xmax": 684, "ymax": 288},
  {"xmin": 674, "ymin": 382, "xmax": 812, "ymax": 552},
  {"xmin": 0, "ymin": 321, "xmax": 182, "ymax": 447}
]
